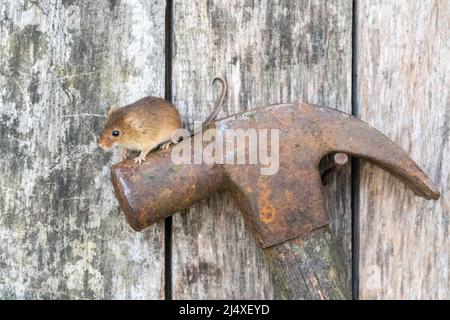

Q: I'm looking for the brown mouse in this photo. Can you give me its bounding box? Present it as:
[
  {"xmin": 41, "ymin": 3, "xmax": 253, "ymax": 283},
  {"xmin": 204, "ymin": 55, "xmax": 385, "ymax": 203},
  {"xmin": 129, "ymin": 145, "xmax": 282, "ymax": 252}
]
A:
[{"xmin": 98, "ymin": 77, "xmax": 227, "ymax": 164}]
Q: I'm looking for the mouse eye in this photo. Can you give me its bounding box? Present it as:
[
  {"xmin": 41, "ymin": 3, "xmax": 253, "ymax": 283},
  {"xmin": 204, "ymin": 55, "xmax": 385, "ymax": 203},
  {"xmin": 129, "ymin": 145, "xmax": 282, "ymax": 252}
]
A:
[{"xmin": 112, "ymin": 130, "xmax": 120, "ymax": 137}]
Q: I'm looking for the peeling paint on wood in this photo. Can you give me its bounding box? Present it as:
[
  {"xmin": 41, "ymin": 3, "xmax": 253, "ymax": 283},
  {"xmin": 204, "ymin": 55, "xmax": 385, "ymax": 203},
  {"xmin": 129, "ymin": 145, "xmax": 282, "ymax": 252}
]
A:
[
  {"xmin": 357, "ymin": 0, "xmax": 450, "ymax": 299},
  {"xmin": 171, "ymin": 0, "xmax": 352, "ymax": 298},
  {"xmin": 0, "ymin": 0, "xmax": 165, "ymax": 299}
]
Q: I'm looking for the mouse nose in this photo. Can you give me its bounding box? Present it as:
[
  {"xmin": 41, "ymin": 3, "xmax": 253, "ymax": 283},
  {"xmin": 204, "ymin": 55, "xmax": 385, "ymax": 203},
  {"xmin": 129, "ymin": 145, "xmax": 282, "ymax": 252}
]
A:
[
  {"xmin": 98, "ymin": 137, "xmax": 112, "ymax": 149},
  {"xmin": 98, "ymin": 138, "xmax": 106, "ymax": 149}
]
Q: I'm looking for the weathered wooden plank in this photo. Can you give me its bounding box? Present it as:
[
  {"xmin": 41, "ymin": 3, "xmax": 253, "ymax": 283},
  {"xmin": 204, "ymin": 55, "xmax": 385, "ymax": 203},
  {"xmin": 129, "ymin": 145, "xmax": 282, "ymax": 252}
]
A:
[
  {"xmin": 357, "ymin": 0, "xmax": 449, "ymax": 299},
  {"xmin": 171, "ymin": 0, "xmax": 353, "ymax": 298},
  {"xmin": 0, "ymin": 0, "xmax": 165, "ymax": 299}
]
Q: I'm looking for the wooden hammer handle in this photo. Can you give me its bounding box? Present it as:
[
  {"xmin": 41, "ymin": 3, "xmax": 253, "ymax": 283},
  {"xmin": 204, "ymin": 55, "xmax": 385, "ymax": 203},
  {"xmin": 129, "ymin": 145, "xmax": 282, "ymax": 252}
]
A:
[{"xmin": 264, "ymin": 226, "xmax": 350, "ymax": 299}]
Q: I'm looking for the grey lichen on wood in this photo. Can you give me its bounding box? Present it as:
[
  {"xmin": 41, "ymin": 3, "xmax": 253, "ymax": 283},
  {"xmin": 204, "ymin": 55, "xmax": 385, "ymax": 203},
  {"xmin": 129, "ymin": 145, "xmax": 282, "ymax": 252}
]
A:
[
  {"xmin": 357, "ymin": 0, "xmax": 449, "ymax": 299},
  {"xmin": 171, "ymin": 0, "xmax": 352, "ymax": 298},
  {"xmin": 0, "ymin": 0, "xmax": 165, "ymax": 299}
]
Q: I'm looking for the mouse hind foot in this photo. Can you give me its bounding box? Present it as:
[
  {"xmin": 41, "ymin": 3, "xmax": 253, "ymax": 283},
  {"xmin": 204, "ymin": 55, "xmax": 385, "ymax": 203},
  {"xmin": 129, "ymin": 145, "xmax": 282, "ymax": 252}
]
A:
[
  {"xmin": 159, "ymin": 135, "xmax": 182, "ymax": 151},
  {"xmin": 159, "ymin": 141, "xmax": 172, "ymax": 151}
]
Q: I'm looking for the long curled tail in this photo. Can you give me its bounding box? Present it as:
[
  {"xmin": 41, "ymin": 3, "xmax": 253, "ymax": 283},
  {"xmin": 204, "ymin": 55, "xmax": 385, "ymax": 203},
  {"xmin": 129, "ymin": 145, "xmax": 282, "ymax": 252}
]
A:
[{"xmin": 204, "ymin": 77, "xmax": 227, "ymax": 125}]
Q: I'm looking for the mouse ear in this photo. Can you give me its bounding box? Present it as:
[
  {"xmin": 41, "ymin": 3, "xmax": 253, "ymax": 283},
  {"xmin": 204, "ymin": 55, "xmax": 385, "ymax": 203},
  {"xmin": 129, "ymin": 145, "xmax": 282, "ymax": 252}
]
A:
[{"xmin": 108, "ymin": 106, "xmax": 119, "ymax": 116}]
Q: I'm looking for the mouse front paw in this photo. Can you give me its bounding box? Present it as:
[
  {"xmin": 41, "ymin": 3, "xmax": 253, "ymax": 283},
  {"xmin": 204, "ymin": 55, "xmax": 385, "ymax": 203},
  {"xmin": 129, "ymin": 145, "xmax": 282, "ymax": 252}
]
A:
[{"xmin": 118, "ymin": 149, "xmax": 129, "ymax": 162}]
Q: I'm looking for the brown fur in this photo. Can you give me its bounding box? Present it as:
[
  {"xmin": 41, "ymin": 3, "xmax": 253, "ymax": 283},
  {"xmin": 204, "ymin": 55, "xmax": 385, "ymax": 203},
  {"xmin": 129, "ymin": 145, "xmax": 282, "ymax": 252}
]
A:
[
  {"xmin": 98, "ymin": 78, "xmax": 226, "ymax": 163},
  {"xmin": 98, "ymin": 96, "xmax": 182, "ymax": 161}
]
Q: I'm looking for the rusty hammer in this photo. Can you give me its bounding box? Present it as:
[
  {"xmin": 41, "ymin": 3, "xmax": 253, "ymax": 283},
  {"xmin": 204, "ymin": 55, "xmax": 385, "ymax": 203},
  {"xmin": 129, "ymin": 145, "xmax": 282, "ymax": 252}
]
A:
[{"xmin": 111, "ymin": 103, "xmax": 439, "ymax": 299}]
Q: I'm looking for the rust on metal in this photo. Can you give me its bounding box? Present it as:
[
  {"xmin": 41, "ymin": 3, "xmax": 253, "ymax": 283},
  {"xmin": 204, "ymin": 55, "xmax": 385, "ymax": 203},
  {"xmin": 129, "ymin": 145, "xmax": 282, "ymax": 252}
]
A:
[{"xmin": 111, "ymin": 103, "xmax": 440, "ymax": 248}]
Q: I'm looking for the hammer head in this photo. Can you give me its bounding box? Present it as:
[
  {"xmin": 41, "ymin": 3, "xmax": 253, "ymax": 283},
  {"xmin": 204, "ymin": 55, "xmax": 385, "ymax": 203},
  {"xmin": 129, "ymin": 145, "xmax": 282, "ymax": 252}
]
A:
[
  {"xmin": 111, "ymin": 145, "xmax": 225, "ymax": 231},
  {"xmin": 111, "ymin": 103, "xmax": 439, "ymax": 248}
]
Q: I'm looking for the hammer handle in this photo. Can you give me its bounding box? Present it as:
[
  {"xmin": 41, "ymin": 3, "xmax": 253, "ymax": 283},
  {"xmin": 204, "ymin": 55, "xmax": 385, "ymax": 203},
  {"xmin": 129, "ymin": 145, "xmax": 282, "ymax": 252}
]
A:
[{"xmin": 263, "ymin": 226, "xmax": 350, "ymax": 299}]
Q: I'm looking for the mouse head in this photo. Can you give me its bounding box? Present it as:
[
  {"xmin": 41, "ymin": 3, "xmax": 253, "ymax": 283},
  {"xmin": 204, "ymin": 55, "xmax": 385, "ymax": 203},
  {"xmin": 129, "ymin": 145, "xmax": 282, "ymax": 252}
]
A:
[{"xmin": 98, "ymin": 106, "xmax": 132, "ymax": 150}]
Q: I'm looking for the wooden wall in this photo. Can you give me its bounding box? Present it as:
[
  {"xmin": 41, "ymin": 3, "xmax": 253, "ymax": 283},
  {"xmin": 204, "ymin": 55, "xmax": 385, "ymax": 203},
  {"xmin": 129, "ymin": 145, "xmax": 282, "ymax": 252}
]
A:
[
  {"xmin": 170, "ymin": 0, "xmax": 352, "ymax": 299},
  {"xmin": 0, "ymin": 0, "xmax": 166, "ymax": 299},
  {"xmin": 356, "ymin": 0, "xmax": 449, "ymax": 299},
  {"xmin": 0, "ymin": 0, "xmax": 447, "ymax": 299}
]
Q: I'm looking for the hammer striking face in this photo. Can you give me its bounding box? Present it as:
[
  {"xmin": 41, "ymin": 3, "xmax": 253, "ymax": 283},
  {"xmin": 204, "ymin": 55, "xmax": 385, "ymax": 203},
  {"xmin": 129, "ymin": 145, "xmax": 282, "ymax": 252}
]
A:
[{"xmin": 111, "ymin": 103, "xmax": 440, "ymax": 248}]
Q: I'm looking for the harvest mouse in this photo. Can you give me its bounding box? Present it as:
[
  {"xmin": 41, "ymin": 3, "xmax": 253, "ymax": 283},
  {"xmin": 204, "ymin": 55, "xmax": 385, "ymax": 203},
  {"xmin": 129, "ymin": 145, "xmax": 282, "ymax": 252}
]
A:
[{"xmin": 98, "ymin": 77, "xmax": 227, "ymax": 164}]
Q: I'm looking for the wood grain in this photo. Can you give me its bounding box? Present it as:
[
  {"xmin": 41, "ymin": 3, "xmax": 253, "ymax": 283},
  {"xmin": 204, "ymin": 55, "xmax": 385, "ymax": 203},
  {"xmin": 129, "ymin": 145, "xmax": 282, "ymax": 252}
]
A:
[
  {"xmin": 0, "ymin": 0, "xmax": 165, "ymax": 299},
  {"xmin": 171, "ymin": 0, "xmax": 353, "ymax": 298},
  {"xmin": 264, "ymin": 227, "xmax": 349, "ymax": 300},
  {"xmin": 357, "ymin": 0, "xmax": 450, "ymax": 299}
]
